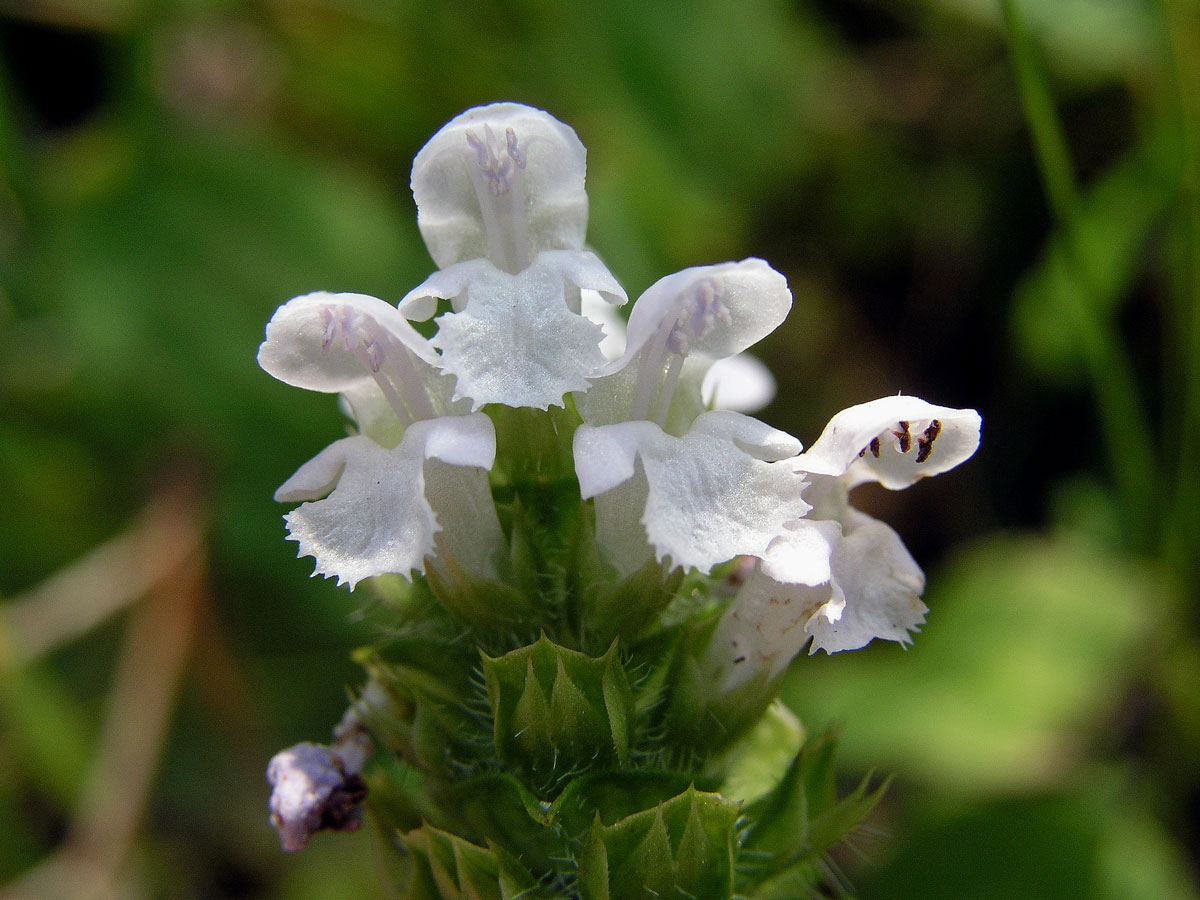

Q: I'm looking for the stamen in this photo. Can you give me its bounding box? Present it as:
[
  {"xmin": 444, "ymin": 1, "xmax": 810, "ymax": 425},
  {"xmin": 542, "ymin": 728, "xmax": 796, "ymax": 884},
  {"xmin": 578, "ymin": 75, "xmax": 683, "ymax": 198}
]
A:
[
  {"xmin": 363, "ymin": 339, "xmax": 384, "ymax": 374},
  {"xmin": 316, "ymin": 304, "xmax": 435, "ymax": 426},
  {"xmin": 631, "ymin": 275, "xmax": 734, "ymax": 427},
  {"xmin": 462, "ymin": 124, "xmax": 532, "ymax": 272},
  {"xmin": 319, "ymin": 306, "xmax": 335, "ymax": 352},
  {"xmin": 505, "ymin": 127, "xmax": 526, "ymax": 168},
  {"xmin": 650, "ymin": 353, "xmax": 685, "ymax": 426}
]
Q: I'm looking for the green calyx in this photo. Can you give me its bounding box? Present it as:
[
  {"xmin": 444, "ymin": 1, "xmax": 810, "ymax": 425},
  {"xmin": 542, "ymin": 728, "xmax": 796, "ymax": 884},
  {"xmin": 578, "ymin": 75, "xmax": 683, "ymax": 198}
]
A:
[
  {"xmin": 577, "ymin": 786, "xmax": 740, "ymax": 900},
  {"xmin": 403, "ymin": 823, "xmax": 538, "ymax": 900},
  {"xmin": 482, "ymin": 635, "xmax": 633, "ymax": 778},
  {"xmin": 737, "ymin": 728, "xmax": 889, "ymax": 896}
]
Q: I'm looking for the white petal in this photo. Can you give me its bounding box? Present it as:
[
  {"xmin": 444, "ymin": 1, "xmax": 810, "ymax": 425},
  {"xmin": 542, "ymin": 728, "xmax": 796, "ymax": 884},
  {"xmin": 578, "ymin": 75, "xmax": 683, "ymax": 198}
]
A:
[
  {"xmin": 760, "ymin": 518, "xmax": 842, "ymax": 587},
  {"xmin": 581, "ymin": 287, "xmax": 628, "ymax": 362},
  {"xmin": 806, "ymin": 517, "xmax": 927, "ymax": 654},
  {"xmin": 705, "ymin": 569, "xmax": 837, "ymax": 692},
  {"xmin": 427, "ymin": 252, "xmax": 611, "ymax": 410},
  {"xmin": 701, "ymin": 353, "xmax": 777, "ymax": 413},
  {"xmin": 574, "ymin": 421, "xmax": 658, "ymax": 499},
  {"xmin": 542, "ymin": 249, "xmax": 627, "ymax": 310},
  {"xmin": 575, "ymin": 411, "xmax": 811, "ymax": 574},
  {"xmin": 258, "ymin": 291, "xmax": 439, "ymax": 393},
  {"xmin": 689, "ymin": 410, "xmax": 803, "ymax": 461},
  {"xmin": 275, "ymin": 415, "xmax": 498, "ymax": 588},
  {"xmin": 797, "ymin": 395, "xmax": 981, "ymax": 490},
  {"xmin": 411, "ymin": 103, "xmax": 588, "ymax": 271},
  {"xmin": 423, "ymin": 457, "xmax": 505, "ymax": 581},
  {"xmin": 420, "ymin": 410, "xmax": 496, "ymax": 468},
  {"xmin": 590, "ymin": 469, "xmax": 655, "ymax": 578},
  {"xmin": 603, "ymin": 258, "xmax": 791, "ymax": 376},
  {"xmin": 397, "ymin": 259, "xmax": 494, "ymax": 320}
]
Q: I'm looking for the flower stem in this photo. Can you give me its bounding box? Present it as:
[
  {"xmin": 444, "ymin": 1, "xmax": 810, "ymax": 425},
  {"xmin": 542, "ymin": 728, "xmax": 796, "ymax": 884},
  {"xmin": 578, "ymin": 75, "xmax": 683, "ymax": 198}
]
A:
[
  {"xmin": 1164, "ymin": 0, "xmax": 1200, "ymax": 593},
  {"xmin": 1000, "ymin": 0, "xmax": 1159, "ymax": 550}
]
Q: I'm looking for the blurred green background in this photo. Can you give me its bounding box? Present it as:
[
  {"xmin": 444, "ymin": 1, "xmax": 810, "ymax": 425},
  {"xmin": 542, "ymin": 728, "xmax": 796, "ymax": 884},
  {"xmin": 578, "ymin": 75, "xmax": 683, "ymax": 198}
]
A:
[{"xmin": 0, "ymin": 0, "xmax": 1197, "ymax": 897}]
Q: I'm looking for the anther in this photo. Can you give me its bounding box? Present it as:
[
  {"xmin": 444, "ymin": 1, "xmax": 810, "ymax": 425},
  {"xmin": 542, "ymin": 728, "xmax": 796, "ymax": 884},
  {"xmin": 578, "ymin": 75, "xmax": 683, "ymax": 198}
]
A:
[
  {"xmin": 319, "ymin": 306, "xmax": 336, "ymax": 352},
  {"xmin": 464, "ymin": 127, "xmax": 513, "ymax": 196},
  {"xmin": 363, "ymin": 340, "xmax": 384, "ymax": 374},
  {"xmin": 465, "ymin": 129, "xmax": 489, "ymax": 168},
  {"xmin": 505, "ymin": 127, "xmax": 526, "ymax": 168}
]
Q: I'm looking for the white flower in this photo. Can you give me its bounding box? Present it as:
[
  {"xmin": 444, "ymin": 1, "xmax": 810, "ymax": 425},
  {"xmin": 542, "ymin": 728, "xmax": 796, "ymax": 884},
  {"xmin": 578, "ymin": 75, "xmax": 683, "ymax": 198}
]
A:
[
  {"xmin": 794, "ymin": 396, "xmax": 980, "ymax": 653},
  {"xmin": 258, "ymin": 291, "xmax": 504, "ymax": 587},
  {"xmin": 700, "ymin": 353, "xmax": 777, "ymax": 413},
  {"xmin": 576, "ymin": 258, "xmax": 791, "ymax": 431},
  {"xmin": 572, "ymin": 258, "xmax": 804, "ymax": 578},
  {"xmin": 575, "ymin": 410, "xmax": 809, "ymax": 577},
  {"xmin": 405, "ymin": 103, "xmax": 628, "ymax": 410},
  {"xmin": 273, "ymin": 415, "xmax": 500, "ymax": 588},
  {"xmin": 705, "ymin": 396, "xmax": 981, "ymax": 690}
]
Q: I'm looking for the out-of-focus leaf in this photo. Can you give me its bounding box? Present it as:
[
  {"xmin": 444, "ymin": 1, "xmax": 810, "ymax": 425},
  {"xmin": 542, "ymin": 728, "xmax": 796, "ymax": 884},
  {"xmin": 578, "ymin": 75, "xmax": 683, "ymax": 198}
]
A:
[
  {"xmin": 1095, "ymin": 801, "xmax": 1200, "ymax": 900},
  {"xmin": 1013, "ymin": 130, "xmax": 1175, "ymax": 381},
  {"xmin": 782, "ymin": 535, "xmax": 1154, "ymax": 791},
  {"xmin": 854, "ymin": 777, "xmax": 1200, "ymax": 900},
  {"xmin": 926, "ymin": 0, "xmax": 1159, "ymax": 83},
  {"xmin": 12, "ymin": 117, "xmax": 426, "ymax": 610},
  {"xmin": 0, "ymin": 665, "xmax": 92, "ymax": 807}
]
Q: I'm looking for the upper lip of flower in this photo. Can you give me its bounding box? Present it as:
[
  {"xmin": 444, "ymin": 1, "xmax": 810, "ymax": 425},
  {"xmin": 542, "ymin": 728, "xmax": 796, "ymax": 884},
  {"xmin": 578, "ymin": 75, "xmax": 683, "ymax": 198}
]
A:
[
  {"xmin": 410, "ymin": 102, "xmax": 590, "ymax": 274},
  {"xmin": 580, "ymin": 258, "xmax": 792, "ymax": 430}
]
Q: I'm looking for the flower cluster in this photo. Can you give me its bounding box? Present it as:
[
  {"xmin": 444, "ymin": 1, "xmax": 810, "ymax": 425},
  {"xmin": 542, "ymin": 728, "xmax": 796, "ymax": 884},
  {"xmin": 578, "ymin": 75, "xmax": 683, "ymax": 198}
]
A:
[{"xmin": 258, "ymin": 103, "xmax": 980, "ymax": 891}]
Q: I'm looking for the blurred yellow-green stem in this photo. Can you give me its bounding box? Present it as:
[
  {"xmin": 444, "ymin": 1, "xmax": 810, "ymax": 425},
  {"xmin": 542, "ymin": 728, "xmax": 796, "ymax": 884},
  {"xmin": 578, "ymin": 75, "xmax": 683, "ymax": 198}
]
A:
[
  {"xmin": 1165, "ymin": 0, "xmax": 1200, "ymax": 597},
  {"xmin": 1001, "ymin": 0, "xmax": 1158, "ymax": 551}
]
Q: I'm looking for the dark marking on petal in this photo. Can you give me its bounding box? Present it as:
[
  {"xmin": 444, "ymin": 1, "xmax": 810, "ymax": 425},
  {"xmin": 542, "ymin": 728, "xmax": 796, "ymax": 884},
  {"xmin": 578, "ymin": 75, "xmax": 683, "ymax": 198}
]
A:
[
  {"xmin": 869, "ymin": 437, "xmax": 881, "ymax": 458},
  {"xmin": 915, "ymin": 419, "xmax": 942, "ymax": 464},
  {"xmin": 896, "ymin": 420, "xmax": 911, "ymax": 453}
]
